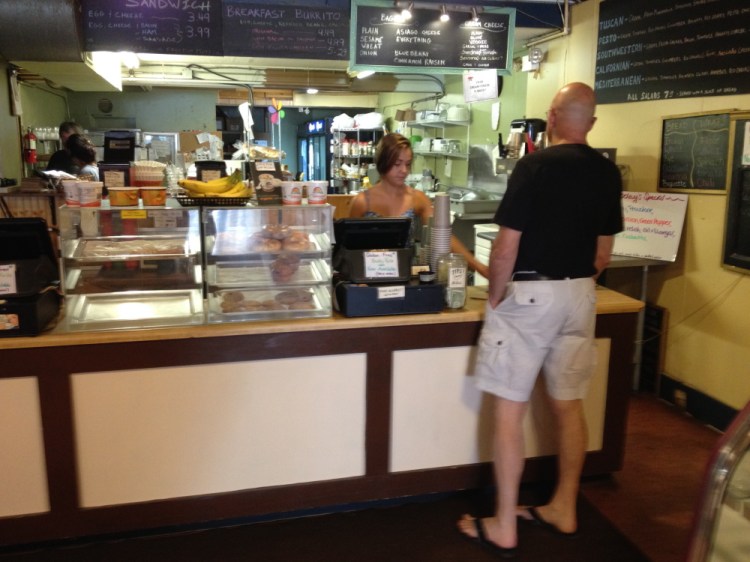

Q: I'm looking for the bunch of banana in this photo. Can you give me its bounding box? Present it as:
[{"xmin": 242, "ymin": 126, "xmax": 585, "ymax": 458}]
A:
[{"xmin": 178, "ymin": 170, "xmax": 250, "ymax": 198}]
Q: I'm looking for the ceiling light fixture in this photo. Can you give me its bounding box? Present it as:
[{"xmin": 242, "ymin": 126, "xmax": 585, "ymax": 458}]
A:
[
  {"xmin": 119, "ymin": 51, "xmax": 140, "ymax": 70},
  {"xmin": 401, "ymin": 2, "xmax": 413, "ymax": 20},
  {"xmin": 440, "ymin": 5, "xmax": 450, "ymax": 22},
  {"xmin": 306, "ymin": 87, "xmax": 319, "ymax": 94}
]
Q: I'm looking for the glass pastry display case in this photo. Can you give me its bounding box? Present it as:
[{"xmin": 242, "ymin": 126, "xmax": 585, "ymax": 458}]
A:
[
  {"xmin": 58, "ymin": 204, "xmax": 203, "ymax": 331},
  {"xmin": 203, "ymin": 205, "xmax": 334, "ymax": 323},
  {"xmin": 687, "ymin": 400, "xmax": 750, "ymax": 562}
]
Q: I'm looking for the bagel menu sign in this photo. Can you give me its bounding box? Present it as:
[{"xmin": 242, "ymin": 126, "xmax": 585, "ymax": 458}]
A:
[
  {"xmin": 350, "ymin": 0, "xmax": 515, "ymax": 75},
  {"xmin": 595, "ymin": 0, "xmax": 750, "ymax": 104}
]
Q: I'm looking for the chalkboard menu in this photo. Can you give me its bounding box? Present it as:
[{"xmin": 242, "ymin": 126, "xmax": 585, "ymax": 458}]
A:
[
  {"xmin": 659, "ymin": 112, "xmax": 730, "ymax": 192},
  {"xmin": 83, "ymin": 0, "xmax": 223, "ymax": 56},
  {"xmin": 222, "ymin": 2, "xmax": 349, "ymax": 59},
  {"xmin": 351, "ymin": 1, "xmax": 514, "ymax": 74},
  {"xmin": 595, "ymin": 0, "xmax": 750, "ymax": 104},
  {"xmin": 723, "ymin": 117, "xmax": 750, "ymax": 273}
]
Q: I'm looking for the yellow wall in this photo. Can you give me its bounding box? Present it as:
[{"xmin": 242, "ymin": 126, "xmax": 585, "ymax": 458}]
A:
[{"xmin": 527, "ymin": 0, "xmax": 750, "ymax": 409}]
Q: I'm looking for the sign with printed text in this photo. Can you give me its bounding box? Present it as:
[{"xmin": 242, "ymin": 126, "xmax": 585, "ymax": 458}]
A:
[
  {"xmin": 364, "ymin": 250, "xmax": 400, "ymax": 278},
  {"xmin": 613, "ymin": 191, "xmax": 688, "ymax": 262}
]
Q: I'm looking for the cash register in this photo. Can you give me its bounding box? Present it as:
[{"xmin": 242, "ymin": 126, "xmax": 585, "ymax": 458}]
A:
[
  {"xmin": 0, "ymin": 218, "xmax": 61, "ymax": 336},
  {"xmin": 333, "ymin": 217, "xmax": 444, "ymax": 317}
]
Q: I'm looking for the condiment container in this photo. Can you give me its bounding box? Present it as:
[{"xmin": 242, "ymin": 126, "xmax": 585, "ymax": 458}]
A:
[{"xmin": 108, "ymin": 186, "xmax": 139, "ymax": 207}]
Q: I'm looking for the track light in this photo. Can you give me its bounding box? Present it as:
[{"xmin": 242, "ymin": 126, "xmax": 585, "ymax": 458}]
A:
[
  {"xmin": 440, "ymin": 5, "xmax": 450, "ymax": 22},
  {"xmin": 471, "ymin": 7, "xmax": 479, "ymax": 22},
  {"xmin": 401, "ymin": 2, "xmax": 413, "ymax": 20}
]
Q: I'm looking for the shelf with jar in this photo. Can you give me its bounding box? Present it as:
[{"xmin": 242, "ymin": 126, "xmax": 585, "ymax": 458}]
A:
[
  {"xmin": 406, "ymin": 105, "xmax": 471, "ymax": 160},
  {"xmin": 331, "ymin": 127, "xmax": 384, "ymax": 182},
  {"xmin": 203, "ymin": 205, "xmax": 334, "ymax": 323}
]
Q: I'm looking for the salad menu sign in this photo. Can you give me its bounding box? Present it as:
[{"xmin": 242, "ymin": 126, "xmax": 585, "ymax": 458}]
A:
[
  {"xmin": 350, "ymin": 1, "xmax": 515, "ymax": 75},
  {"xmin": 83, "ymin": 0, "xmax": 224, "ymax": 56},
  {"xmin": 595, "ymin": 0, "xmax": 750, "ymax": 104}
]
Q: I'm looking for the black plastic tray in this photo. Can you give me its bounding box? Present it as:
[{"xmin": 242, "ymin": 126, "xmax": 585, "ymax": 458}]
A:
[{"xmin": 174, "ymin": 196, "xmax": 252, "ymax": 207}]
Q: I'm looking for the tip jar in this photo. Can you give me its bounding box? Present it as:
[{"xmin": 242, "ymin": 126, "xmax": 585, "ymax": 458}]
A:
[{"xmin": 437, "ymin": 253, "xmax": 467, "ymax": 309}]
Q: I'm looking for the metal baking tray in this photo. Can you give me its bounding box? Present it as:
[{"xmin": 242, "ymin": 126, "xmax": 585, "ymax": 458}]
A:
[
  {"xmin": 68, "ymin": 236, "xmax": 192, "ymax": 261},
  {"xmin": 209, "ymin": 231, "xmax": 329, "ymax": 258},
  {"xmin": 65, "ymin": 289, "xmax": 204, "ymax": 331},
  {"xmin": 206, "ymin": 285, "xmax": 331, "ymax": 323},
  {"xmin": 206, "ymin": 259, "xmax": 330, "ymax": 288}
]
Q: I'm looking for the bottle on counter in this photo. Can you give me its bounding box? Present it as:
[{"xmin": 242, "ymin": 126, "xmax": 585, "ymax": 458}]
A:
[{"xmin": 437, "ymin": 253, "xmax": 467, "ymax": 309}]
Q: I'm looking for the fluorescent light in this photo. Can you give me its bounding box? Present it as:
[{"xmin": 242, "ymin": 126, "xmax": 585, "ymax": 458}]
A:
[
  {"xmin": 119, "ymin": 51, "xmax": 140, "ymax": 70},
  {"xmin": 440, "ymin": 5, "xmax": 450, "ymax": 22},
  {"xmin": 357, "ymin": 70, "xmax": 375, "ymax": 79}
]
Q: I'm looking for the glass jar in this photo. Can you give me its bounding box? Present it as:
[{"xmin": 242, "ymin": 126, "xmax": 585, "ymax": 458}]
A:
[{"xmin": 437, "ymin": 253, "xmax": 467, "ymax": 309}]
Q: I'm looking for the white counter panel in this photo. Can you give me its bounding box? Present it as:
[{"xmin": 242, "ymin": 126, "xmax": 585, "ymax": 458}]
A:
[
  {"xmin": 73, "ymin": 354, "xmax": 367, "ymax": 507},
  {"xmin": 0, "ymin": 377, "xmax": 49, "ymax": 517},
  {"xmin": 390, "ymin": 340, "xmax": 610, "ymax": 472}
]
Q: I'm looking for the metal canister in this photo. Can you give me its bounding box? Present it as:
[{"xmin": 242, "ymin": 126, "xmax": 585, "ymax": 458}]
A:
[{"xmin": 437, "ymin": 253, "xmax": 467, "ymax": 309}]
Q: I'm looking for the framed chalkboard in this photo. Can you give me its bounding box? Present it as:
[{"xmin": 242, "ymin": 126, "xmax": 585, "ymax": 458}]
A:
[
  {"xmin": 350, "ymin": 0, "xmax": 514, "ymax": 75},
  {"xmin": 659, "ymin": 112, "xmax": 731, "ymax": 193},
  {"xmin": 595, "ymin": 0, "xmax": 750, "ymax": 104},
  {"xmin": 222, "ymin": 1, "xmax": 349, "ymax": 60},
  {"xmin": 723, "ymin": 115, "xmax": 750, "ymax": 274},
  {"xmin": 83, "ymin": 0, "xmax": 223, "ymax": 56}
]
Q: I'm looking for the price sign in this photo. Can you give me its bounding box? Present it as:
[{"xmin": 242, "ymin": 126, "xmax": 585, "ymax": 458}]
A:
[
  {"xmin": 364, "ymin": 250, "xmax": 400, "ymax": 278},
  {"xmin": 82, "ymin": 0, "xmax": 223, "ymax": 56}
]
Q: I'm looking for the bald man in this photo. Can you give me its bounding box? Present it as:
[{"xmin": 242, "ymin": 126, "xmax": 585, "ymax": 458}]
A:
[{"xmin": 458, "ymin": 83, "xmax": 623, "ymax": 557}]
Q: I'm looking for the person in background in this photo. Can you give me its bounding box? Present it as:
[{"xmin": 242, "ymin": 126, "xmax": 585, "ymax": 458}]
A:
[
  {"xmin": 457, "ymin": 83, "xmax": 623, "ymax": 557},
  {"xmin": 349, "ymin": 132, "xmax": 489, "ymax": 278},
  {"xmin": 66, "ymin": 134, "xmax": 99, "ymax": 181},
  {"xmin": 46, "ymin": 121, "xmax": 83, "ymax": 174}
]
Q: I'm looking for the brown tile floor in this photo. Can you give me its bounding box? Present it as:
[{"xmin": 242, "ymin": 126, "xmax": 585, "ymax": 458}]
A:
[{"xmin": 581, "ymin": 393, "xmax": 722, "ymax": 562}]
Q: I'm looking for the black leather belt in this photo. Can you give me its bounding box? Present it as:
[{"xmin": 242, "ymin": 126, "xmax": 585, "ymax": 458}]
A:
[{"xmin": 512, "ymin": 272, "xmax": 569, "ymax": 281}]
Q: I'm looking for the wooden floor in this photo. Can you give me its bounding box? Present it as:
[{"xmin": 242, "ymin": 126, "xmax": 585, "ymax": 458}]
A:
[{"xmin": 581, "ymin": 392, "xmax": 722, "ymax": 562}]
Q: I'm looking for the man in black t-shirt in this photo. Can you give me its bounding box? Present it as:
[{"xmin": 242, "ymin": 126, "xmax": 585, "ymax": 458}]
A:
[
  {"xmin": 458, "ymin": 83, "xmax": 623, "ymax": 557},
  {"xmin": 46, "ymin": 121, "xmax": 83, "ymax": 174}
]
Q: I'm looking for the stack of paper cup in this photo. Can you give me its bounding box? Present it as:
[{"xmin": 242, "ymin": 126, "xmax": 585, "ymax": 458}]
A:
[{"xmin": 430, "ymin": 193, "xmax": 452, "ymax": 271}]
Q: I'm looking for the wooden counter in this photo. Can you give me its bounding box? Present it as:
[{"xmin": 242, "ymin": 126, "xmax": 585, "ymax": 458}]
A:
[
  {"xmin": 0, "ymin": 286, "xmax": 641, "ymax": 350},
  {"xmin": 0, "ymin": 287, "xmax": 642, "ymax": 546}
]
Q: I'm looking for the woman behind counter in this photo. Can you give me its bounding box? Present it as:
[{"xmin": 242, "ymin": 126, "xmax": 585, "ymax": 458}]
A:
[
  {"xmin": 65, "ymin": 134, "xmax": 99, "ymax": 181},
  {"xmin": 349, "ymin": 133, "xmax": 489, "ymax": 278}
]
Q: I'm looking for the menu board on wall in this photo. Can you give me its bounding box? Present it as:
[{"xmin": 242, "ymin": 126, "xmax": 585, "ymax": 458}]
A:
[
  {"xmin": 613, "ymin": 191, "xmax": 688, "ymax": 262},
  {"xmin": 595, "ymin": 0, "xmax": 750, "ymax": 104},
  {"xmin": 350, "ymin": 1, "xmax": 515, "ymax": 74},
  {"xmin": 659, "ymin": 112, "xmax": 731, "ymax": 192},
  {"xmin": 222, "ymin": 2, "xmax": 349, "ymax": 59},
  {"xmin": 83, "ymin": 0, "xmax": 223, "ymax": 56}
]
